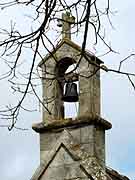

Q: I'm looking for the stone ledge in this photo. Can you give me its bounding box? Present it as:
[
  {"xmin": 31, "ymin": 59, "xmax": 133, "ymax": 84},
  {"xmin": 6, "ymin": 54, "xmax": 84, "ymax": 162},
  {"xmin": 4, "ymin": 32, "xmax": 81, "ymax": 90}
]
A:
[{"xmin": 32, "ymin": 115, "xmax": 112, "ymax": 133}]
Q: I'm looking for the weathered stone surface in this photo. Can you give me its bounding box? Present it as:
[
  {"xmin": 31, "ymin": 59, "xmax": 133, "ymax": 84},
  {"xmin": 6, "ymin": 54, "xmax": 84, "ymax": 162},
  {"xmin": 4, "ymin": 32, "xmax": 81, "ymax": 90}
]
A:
[
  {"xmin": 31, "ymin": 129, "xmax": 108, "ymax": 180},
  {"xmin": 32, "ymin": 128, "xmax": 129, "ymax": 180},
  {"xmin": 95, "ymin": 126, "xmax": 105, "ymax": 167},
  {"xmin": 35, "ymin": 31, "xmax": 108, "ymax": 174},
  {"xmin": 32, "ymin": 116, "xmax": 112, "ymax": 133},
  {"xmin": 38, "ymin": 124, "xmax": 106, "ymax": 168},
  {"xmin": 35, "ymin": 38, "xmax": 109, "ymax": 175},
  {"xmin": 31, "ymin": 13, "xmax": 129, "ymax": 180},
  {"xmin": 69, "ymin": 127, "xmax": 81, "ymax": 143},
  {"xmin": 40, "ymin": 132, "xmax": 61, "ymax": 151},
  {"xmin": 39, "ymin": 37, "xmax": 102, "ymax": 122},
  {"xmin": 80, "ymin": 125, "xmax": 95, "ymax": 143},
  {"xmin": 40, "ymin": 146, "xmax": 87, "ymax": 180}
]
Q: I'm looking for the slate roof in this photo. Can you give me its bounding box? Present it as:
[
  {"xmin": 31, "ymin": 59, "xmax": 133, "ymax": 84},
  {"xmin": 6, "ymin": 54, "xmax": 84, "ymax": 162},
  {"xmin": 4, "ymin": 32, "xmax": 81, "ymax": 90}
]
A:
[{"xmin": 107, "ymin": 168, "xmax": 130, "ymax": 180}]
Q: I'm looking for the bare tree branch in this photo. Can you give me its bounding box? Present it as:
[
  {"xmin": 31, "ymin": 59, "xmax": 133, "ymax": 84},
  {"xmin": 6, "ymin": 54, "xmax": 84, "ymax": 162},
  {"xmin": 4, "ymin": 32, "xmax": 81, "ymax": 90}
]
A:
[{"xmin": 0, "ymin": 0, "xmax": 134, "ymax": 130}]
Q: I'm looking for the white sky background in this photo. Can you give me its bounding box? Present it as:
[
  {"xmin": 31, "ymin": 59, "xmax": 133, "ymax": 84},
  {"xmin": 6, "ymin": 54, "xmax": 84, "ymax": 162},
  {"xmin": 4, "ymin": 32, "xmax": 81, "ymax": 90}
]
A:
[{"xmin": 0, "ymin": 0, "xmax": 135, "ymax": 179}]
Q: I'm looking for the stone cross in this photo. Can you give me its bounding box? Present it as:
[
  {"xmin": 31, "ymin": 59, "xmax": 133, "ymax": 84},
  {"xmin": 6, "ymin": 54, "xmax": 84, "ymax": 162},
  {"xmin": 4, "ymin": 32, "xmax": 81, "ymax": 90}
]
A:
[{"xmin": 58, "ymin": 12, "xmax": 75, "ymax": 39}]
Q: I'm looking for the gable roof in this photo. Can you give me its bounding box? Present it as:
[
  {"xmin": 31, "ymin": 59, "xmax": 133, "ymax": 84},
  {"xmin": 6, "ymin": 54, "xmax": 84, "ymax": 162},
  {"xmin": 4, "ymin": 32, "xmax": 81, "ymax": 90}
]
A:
[
  {"xmin": 31, "ymin": 129, "xmax": 129, "ymax": 180},
  {"xmin": 38, "ymin": 38, "xmax": 103, "ymax": 67},
  {"xmin": 31, "ymin": 130, "xmax": 81, "ymax": 180}
]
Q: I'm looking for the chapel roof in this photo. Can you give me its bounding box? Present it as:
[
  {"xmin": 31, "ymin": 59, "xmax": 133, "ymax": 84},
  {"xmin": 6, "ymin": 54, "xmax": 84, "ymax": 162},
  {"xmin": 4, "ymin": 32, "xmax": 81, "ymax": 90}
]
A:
[
  {"xmin": 107, "ymin": 168, "xmax": 130, "ymax": 180},
  {"xmin": 31, "ymin": 129, "xmax": 130, "ymax": 180}
]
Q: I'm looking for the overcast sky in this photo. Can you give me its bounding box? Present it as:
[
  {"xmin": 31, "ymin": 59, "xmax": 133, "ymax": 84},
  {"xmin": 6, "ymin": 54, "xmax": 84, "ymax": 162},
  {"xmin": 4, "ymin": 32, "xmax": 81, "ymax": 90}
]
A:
[{"xmin": 0, "ymin": 0, "xmax": 135, "ymax": 180}]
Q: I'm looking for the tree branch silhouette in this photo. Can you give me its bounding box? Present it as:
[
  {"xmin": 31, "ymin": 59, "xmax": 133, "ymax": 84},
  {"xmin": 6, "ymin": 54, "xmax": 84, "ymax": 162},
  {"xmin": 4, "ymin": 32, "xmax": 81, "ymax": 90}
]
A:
[{"xmin": 0, "ymin": 0, "xmax": 135, "ymax": 130}]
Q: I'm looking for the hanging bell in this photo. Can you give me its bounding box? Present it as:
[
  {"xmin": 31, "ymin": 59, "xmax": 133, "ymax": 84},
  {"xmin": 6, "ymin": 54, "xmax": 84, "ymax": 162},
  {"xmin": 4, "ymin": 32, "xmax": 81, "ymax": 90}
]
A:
[{"xmin": 62, "ymin": 82, "xmax": 78, "ymax": 102}]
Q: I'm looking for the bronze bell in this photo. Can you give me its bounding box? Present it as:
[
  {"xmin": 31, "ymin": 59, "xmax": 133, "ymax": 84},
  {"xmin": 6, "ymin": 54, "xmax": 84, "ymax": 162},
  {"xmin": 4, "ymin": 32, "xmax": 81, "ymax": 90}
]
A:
[{"xmin": 62, "ymin": 82, "xmax": 78, "ymax": 102}]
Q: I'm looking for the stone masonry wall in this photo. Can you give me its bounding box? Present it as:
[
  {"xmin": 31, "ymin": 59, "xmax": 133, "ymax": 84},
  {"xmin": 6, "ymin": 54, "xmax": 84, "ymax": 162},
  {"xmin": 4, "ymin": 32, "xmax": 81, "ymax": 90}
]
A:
[
  {"xmin": 40, "ymin": 146, "xmax": 88, "ymax": 180},
  {"xmin": 40, "ymin": 125, "xmax": 105, "ymax": 169},
  {"xmin": 41, "ymin": 43, "xmax": 100, "ymax": 122}
]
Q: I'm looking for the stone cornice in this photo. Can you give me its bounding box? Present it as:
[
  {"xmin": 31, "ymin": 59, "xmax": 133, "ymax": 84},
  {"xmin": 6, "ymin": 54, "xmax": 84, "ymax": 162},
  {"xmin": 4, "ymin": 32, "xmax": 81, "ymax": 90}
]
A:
[{"xmin": 32, "ymin": 115, "xmax": 112, "ymax": 133}]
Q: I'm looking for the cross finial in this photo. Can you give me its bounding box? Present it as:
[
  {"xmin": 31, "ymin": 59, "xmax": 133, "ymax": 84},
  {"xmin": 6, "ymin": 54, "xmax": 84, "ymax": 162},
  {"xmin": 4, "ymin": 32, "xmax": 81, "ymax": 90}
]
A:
[{"xmin": 58, "ymin": 12, "xmax": 75, "ymax": 39}]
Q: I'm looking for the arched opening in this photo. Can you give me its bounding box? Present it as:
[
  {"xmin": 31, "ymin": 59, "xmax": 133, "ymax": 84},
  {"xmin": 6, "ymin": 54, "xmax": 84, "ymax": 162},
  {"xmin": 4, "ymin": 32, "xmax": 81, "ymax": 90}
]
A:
[
  {"xmin": 56, "ymin": 58, "xmax": 79, "ymax": 119},
  {"xmin": 64, "ymin": 63, "xmax": 79, "ymax": 118}
]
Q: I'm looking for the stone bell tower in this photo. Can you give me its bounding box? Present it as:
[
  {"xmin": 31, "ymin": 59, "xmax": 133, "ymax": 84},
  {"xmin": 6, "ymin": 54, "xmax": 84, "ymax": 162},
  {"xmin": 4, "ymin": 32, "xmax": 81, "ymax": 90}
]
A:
[{"xmin": 31, "ymin": 13, "xmax": 129, "ymax": 180}]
